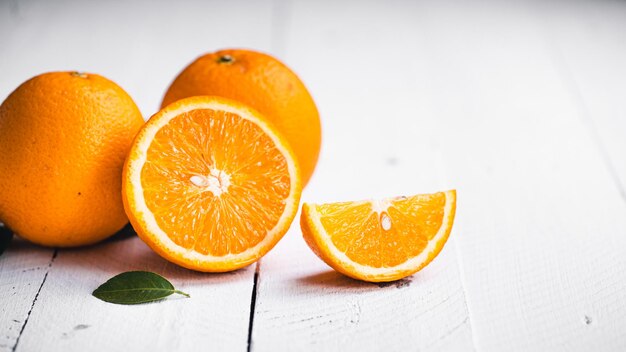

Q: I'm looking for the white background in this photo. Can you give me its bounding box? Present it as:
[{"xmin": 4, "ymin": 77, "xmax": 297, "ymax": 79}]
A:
[{"xmin": 1, "ymin": 0, "xmax": 626, "ymax": 351}]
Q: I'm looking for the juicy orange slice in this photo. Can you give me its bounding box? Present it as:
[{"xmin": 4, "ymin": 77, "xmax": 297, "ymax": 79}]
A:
[
  {"xmin": 123, "ymin": 96, "xmax": 302, "ymax": 272},
  {"xmin": 301, "ymin": 190, "xmax": 456, "ymax": 282}
]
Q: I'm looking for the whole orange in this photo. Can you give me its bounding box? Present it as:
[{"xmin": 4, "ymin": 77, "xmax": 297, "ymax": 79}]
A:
[
  {"xmin": 0, "ymin": 72, "xmax": 144, "ymax": 247},
  {"xmin": 162, "ymin": 49, "xmax": 321, "ymax": 186}
]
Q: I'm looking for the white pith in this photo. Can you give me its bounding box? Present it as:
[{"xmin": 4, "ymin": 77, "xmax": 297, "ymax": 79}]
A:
[
  {"xmin": 371, "ymin": 199, "xmax": 391, "ymax": 213},
  {"xmin": 189, "ymin": 168, "xmax": 231, "ymax": 197},
  {"xmin": 308, "ymin": 191, "xmax": 455, "ymax": 278},
  {"xmin": 127, "ymin": 99, "xmax": 300, "ymax": 264}
]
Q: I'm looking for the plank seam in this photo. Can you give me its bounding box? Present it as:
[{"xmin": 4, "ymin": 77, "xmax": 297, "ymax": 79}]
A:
[
  {"xmin": 544, "ymin": 26, "xmax": 626, "ymax": 203},
  {"xmin": 247, "ymin": 261, "xmax": 260, "ymax": 352},
  {"xmin": 451, "ymin": 238, "xmax": 479, "ymax": 351},
  {"xmin": 11, "ymin": 249, "xmax": 58, "ymax": 352},
  {"xmin": 270, "ymin": 0, "xmax": 292, "ymax": 57}
]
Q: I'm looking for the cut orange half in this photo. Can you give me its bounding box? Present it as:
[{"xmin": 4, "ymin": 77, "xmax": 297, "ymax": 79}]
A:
[
  {"xmin": 123, "ymin": 96, "xmax": 302, "ymax": 272},
  {"xmin": 301, "ymin": 190, "xmax": 456, "ymax": 282}
]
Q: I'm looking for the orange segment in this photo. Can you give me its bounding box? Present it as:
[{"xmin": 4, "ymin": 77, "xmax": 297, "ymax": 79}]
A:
[
  {"xmin": 301, "ymin": 190, "xmax": 456, "ymax": 282},
  {"xmin": 123, "ymin": 96, "xmax": 301, "ymax": 272}
]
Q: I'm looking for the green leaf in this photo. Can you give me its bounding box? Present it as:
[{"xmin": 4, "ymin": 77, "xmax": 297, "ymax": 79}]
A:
[
  {"xmin": 92, "ymin": 271, "xmax": 189, "ymax": 305},
  {"xmin": 0, "ymin": 223, "xmax": 13, "ymax": 256}
]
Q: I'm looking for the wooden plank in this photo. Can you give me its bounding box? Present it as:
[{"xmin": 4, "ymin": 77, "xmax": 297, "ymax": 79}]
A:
[
  {"xmin": 536, "ymin": 0, "xmax": 626, "ymax": 195},
  {"xmin": 0, "ymin": 238, "xmax": 54, "ymax": 352},
  {"xmin": 252, "ymin": 234, "xmax": 472, "ymax": 351},
  {"xmin": 0, "ymin": 0, "xmax": 276, "ymax": 117},
  {"xmin": 3, "ymin": 0, "xmax": 626, "ymax": 351},
  {"xmin": 410, "ymin": 2, "xmax": 626, "ymax": 350},
  {"xmin": 251, "ymin": 1, "xmax": 475, "ymax": 351},
  {"xmin": 16, "ymin": 235, "xmax": 255, "ymax": 352},
  {"xmin": 1, "ymin": 0, "xmax": 277, "ymax": 351}
]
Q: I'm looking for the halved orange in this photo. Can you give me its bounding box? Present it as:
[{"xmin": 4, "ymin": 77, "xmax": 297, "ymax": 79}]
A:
[
  {"xmin": 301, "ymin": 190, "xmax": 456, "ymax": 282},
  {"xmin": 123, "ymin": 96, "xmax": 302, "ymax": 272}
]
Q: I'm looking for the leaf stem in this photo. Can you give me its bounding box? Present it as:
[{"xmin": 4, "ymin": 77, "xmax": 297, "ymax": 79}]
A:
[{"xmin": 173, "ymin": 290, "xmax": 190, "ymax": 298}]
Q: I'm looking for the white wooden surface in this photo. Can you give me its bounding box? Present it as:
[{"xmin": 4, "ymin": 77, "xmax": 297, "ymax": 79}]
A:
[
  {"xmin": 538, "ymin": 0, "xmax": 626, "ymax": 193},
  {"xmin": 1, "ymin": 0, "xmax": 626, "ymax": 351},
  {"xmin": 18, "ymin": 236, "xmax": 255, "ymax": 352}
]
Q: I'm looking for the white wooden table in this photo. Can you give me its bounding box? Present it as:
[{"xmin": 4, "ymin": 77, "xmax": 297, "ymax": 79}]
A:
[{"xmin": 1, "ymin": 0, "xmax": 626, "ymax": 351}]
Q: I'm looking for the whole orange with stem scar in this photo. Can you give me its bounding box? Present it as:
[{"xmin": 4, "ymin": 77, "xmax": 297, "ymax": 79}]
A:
[
  {"xmin": 0, "ymin": 71, "xmax": 144, "ymax": 247},
  {"xmin": 162, "ymin": 49, "xmax": 321, "ymax": 187}
]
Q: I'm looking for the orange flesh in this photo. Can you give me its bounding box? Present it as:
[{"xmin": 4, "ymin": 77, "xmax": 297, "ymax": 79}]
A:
[
  {"xmin": 317, "ymin": 192, "xmax": 446, "ymax": 267},
  {"xmin": 140, "ymin": 108, "xmax": 291, "ymax": 256}
]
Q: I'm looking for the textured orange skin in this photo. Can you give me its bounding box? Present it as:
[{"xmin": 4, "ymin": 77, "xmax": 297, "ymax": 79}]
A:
[
  {"xmin": 162, "ymin": 49, "xmax": 321, "ymax": 186},
  {"xmin": 0, "ymin": 72, "xmax": 144, "ymax": 247}
]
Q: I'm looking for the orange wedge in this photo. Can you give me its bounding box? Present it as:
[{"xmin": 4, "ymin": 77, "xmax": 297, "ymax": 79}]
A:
[
  {"xmin": 301, "ymin": 190, "xmax": 456, "ymax": 282},
  {"xmin": 123, "ymin": 96, "xmax": 301, "ymax": 272}
]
